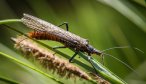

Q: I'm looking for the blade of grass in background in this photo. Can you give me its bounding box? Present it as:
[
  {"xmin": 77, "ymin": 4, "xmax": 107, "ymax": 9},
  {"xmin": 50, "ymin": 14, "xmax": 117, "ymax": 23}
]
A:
[
  {"xmin": 133, "ymin": 0, "xmax": 146, "ymax": 7},
  {"xmin": 98, "ymin": 0, "xmax": 146, "ymax": 32},
  {"xmin": 0, "ymin": 52, "xmax": 63, "ymax": 84},
  {"xmin": 0, "ymin": 76, "xmax": 19, "ymax": 84}
]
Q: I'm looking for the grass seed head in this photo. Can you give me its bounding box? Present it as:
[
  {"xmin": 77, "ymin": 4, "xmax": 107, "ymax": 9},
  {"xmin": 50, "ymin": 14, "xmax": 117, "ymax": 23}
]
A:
[{"xmin": 12, "ymin": 36, "xmax": 90, "ymax": 80}]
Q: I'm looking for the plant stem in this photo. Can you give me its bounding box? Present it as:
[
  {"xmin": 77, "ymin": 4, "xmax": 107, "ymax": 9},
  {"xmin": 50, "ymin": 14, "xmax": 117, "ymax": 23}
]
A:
[
  {"xmin": 78, "ymin": 52, "xmax": 127, "ymax": 84},
  {"xmin": 0, "ymin": 19, "xmax": 21, "ymax": 24}
]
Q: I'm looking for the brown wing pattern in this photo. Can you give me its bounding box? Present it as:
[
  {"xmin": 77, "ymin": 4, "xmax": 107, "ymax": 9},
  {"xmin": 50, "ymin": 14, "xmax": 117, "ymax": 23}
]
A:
[{"xmin": 21, "ymin": 13, "xmax": 88, "ymax": 45}]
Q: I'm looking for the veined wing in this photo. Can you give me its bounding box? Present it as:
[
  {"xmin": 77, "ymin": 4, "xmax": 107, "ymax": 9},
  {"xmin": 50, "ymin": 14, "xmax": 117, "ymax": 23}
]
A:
[
  {"xmin": 21, "ymin": 13, "xmax": 88, "ymax": 45},
  {"xmin": 22, "ymin": 13, "xmax": 57, "ymax": 32}
]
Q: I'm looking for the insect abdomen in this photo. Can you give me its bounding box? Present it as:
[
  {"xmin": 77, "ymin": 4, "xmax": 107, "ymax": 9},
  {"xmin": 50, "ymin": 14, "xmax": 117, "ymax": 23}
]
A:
[
  {"xmin": 29, "ymin": 31, "xmax": 61, "ymax": 41},
  {"xmin": 28, "ymin": 31, "xmax": 77, "ymax": 48}
]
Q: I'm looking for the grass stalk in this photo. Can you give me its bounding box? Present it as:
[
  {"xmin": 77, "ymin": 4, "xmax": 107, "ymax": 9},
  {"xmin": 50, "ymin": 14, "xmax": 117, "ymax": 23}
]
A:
[{"xmin": 0, "ymin": 19, "xmax": 21, "ymax": 25}]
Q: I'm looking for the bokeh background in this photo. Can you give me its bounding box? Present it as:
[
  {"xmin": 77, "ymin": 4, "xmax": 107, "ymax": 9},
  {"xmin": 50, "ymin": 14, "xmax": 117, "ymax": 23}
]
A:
[{"xmin": 0, "ymin": 0, "xmax": 146, "ymax": 84}]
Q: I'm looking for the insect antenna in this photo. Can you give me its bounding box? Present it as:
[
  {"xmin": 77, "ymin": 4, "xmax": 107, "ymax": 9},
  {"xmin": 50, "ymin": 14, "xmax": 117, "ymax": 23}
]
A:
[
  {"xmin": 102, "ymin": 46, "xmax": 130, "ymax": 52},
  {"xmin": 101, "ymin": 46, "xmax": 144, "ymax": 53},
  {"xmin": 100, "ymin": 46, "xmax": 144, "ymax": 65},
  {"xmin": 99, "ymin": 46, "xmax": 144, "ymax": 75},
  {"xmin": 101, "ymin": 53, "xmax": 139, "ymax": 75}
]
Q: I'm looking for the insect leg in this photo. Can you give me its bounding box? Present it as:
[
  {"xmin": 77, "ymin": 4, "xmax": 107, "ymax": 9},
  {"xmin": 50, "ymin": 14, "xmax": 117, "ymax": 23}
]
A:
[
  {"xmin": 69, "ymin": 51, "xmax": 78, "ymax": 63},
  {"xmin": 58, "ymin": 22, "xmax": 69, "ymax": 31},
  {"xmin": 52, "ymin": 46, "xmax": 66, "ymax": 49},
  {"xmin": 52, "ymin": 46, "xmax": 66, "ymax": 56}
]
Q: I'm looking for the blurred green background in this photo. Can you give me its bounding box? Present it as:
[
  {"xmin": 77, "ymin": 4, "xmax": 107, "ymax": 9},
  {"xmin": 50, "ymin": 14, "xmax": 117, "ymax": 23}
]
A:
[{"xmin": 0, "ymin": 0, "xmax": 146, "ymax": 84}]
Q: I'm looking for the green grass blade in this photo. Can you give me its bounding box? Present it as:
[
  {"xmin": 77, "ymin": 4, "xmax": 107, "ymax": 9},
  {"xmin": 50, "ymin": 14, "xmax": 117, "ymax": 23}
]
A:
[
  {"xmin": 0, "ymin": 52, "xmax": 63, "ymax": 84},
  {"xmin": 98, "ymin": 0, "xmax": 146, "ymax": 32},
  {"xmin": 0, "ymin": 76, "xmax": 19, "ymax": 84},
  {"xmin": 78, "ymin": 52, "xmax": 127, "ymax": 84}
]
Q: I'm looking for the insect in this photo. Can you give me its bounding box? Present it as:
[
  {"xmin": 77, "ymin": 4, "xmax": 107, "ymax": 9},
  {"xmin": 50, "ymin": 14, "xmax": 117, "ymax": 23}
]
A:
[
  {"xmin": 21, "ymin": 14, "xmax": 140, "ymax": 73},
  {"xmin": 22, "ymin": 13, "xmax": 102, "ymax": 62}
]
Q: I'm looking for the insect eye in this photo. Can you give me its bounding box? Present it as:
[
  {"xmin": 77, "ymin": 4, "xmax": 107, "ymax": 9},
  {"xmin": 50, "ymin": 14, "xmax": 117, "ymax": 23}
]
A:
[{"xmin": 86, "ymin": 44, "xmax": 89, "ymax": 47}]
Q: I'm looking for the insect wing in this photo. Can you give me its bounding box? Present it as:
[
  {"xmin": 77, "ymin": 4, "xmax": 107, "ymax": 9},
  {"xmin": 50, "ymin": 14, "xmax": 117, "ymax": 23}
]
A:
[{"xmin": 22, "ymin": 13, "xmax": 88, "ymax": 45}]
